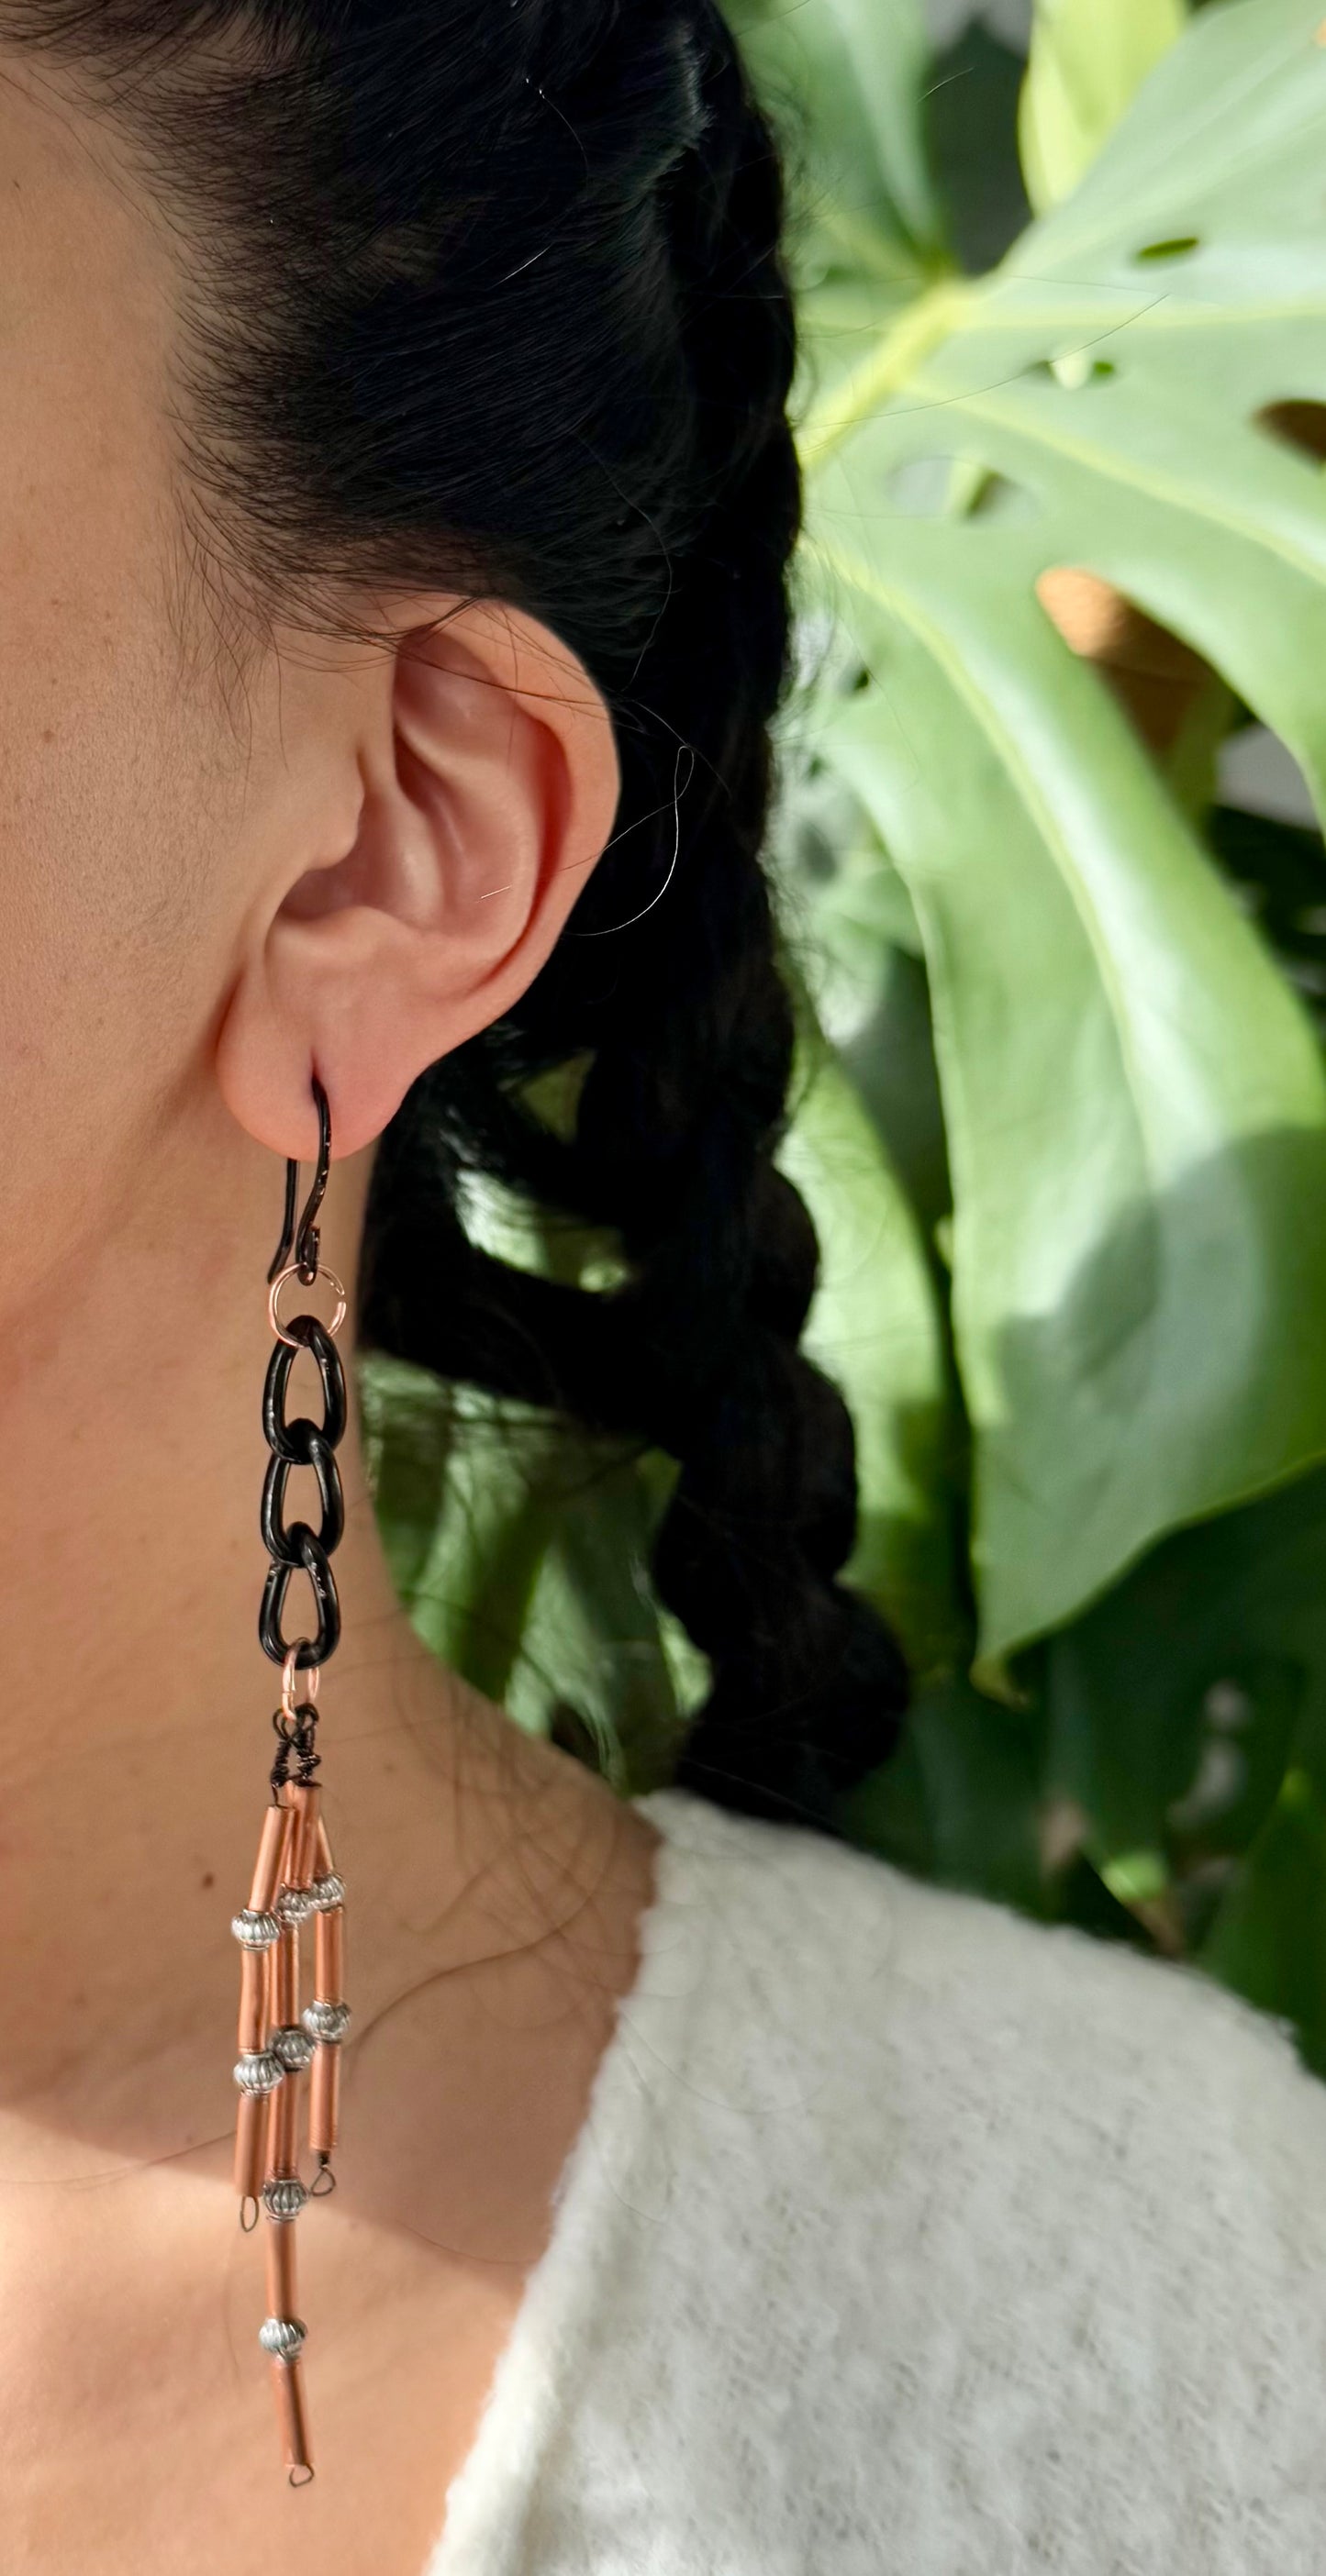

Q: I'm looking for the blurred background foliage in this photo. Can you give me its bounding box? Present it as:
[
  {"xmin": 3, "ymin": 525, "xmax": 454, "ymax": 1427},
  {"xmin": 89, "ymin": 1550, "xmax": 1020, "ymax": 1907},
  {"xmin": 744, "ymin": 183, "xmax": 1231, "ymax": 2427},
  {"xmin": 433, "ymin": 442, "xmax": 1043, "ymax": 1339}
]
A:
[{"xmin": 359, "ymin": 0, "xmax": 1326, "ymax": 2073}]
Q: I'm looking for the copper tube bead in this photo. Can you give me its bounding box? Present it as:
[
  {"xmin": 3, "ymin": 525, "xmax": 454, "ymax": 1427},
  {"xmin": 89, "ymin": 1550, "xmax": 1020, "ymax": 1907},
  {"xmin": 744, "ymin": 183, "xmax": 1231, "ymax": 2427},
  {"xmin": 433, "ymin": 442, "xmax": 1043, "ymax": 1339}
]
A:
[
  {"xmin": 269, "ymin": 2054, "xmax": 302, "ymax": 2174},
  {"xmin": 272, "ymin": 1923, "xmax": 299, "ymax": 2028},
  {"xmin": 238, "ymin": 1947, "xmax": 267, "ymax": 2057},
  {"xmin": 270, "ymin": 2355, "xmax": 314, "ymax": 2480},
  {"xmin": 309, "ymin": 2045, "xmax": 340, "ymax": 2162},
  {"xmin": 315, "ymin": 1903, "xmax": 344, "ymax": 2001},
  {"xmin": 234, "ymin": 2091, "xmax": 268, "ymax": 2204},
  {"xmin": 264, "ymin": 2213, "xmax": 299, "ymax": 2318},
  {"xmin": 249, "ymin": 1801, "xmax": 290, "ymax": 1915},
  {"xmin": 285, "ymin": 1781, "xmax": 321, "ymax": 1891}
]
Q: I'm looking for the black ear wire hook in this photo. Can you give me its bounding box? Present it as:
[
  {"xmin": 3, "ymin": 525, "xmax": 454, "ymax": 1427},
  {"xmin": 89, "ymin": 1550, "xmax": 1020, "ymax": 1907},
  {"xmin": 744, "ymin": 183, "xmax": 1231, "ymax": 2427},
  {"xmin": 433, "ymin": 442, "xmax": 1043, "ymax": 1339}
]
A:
[{"xmin": 266, "ymin": 1072, "xmax": 332, "ymax": 1288}]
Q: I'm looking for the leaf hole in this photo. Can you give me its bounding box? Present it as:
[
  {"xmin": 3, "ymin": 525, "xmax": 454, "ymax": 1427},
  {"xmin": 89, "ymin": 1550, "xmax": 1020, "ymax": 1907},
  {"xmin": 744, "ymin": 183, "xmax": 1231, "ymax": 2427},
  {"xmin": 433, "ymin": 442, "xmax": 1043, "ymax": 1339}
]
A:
[
  {"xmin": 884, "ymin": 453, "xmax": 1040, "ymax": 523},
  {"xmin": 1020, "ymin": 353, "xmax": 1118, "ymax": 393},
  {"xmin": 1217, "ymin": 722, "xmax": 1316, "ymax": 827},
  {"xmin": 965, "ymin": 469, "xmax": 1041, "ymax": 524},
  {"xmin": 1132, "ymin": 234, "xmax": 1199, "ymax": 263},
  {"xmin": 1254, "ymin": 398, "xmax": 1326, "ymax": 462},
  {"xmin": 1054, "ymin": 353, "xmax": 1118, "ymax": 392},
  {"xmin": 882, "ymin": 452, "xmax": 967, "ymax": 517},
  {"xmin": 1036, "ymin": 567, "xmax": 1211, "ymax": 759}
]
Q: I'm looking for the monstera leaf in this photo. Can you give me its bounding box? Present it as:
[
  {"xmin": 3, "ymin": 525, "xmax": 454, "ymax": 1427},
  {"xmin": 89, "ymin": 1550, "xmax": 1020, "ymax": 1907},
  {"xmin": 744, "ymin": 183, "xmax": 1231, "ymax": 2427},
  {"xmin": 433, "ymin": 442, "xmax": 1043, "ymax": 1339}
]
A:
[
  {"xmin": 786, "ymin": 0, "xmax": 1326, "ymax": 1682},
  {"xmin": 1019, "ymin": 0, "xmax": 1188, "ymax": 213},
  {"xmin": 728, "ymin": 0, "xmax": 940, "ymax": 276},
  {"xmin": 777, "ymin": 1042, "xmax": 959, "ymax": 1673}
]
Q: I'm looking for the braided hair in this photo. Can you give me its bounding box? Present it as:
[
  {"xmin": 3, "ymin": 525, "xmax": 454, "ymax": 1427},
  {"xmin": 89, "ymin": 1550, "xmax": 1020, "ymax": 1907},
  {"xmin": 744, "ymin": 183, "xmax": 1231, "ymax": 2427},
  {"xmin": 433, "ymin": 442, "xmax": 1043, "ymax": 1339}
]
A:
[{"xmin": 6, "ymin": 0, "xmax": 908, "ymax": 1833}]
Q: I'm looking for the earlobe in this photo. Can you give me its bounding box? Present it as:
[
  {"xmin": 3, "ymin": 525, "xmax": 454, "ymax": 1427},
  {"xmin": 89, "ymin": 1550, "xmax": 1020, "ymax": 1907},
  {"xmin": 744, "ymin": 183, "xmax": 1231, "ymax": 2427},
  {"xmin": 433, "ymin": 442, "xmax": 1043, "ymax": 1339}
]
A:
[{"xmin": 216, "ymin": 600, "xmax": 620, "ymax": 1161}]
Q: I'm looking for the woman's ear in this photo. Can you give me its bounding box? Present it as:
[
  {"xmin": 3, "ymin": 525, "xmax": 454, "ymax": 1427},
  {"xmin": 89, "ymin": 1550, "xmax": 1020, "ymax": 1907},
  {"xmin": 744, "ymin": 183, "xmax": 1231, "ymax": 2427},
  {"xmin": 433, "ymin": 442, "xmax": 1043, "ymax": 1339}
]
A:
[{"xmin": 216, "ymin": 598, "xmax": 620, "ymax": 1160}]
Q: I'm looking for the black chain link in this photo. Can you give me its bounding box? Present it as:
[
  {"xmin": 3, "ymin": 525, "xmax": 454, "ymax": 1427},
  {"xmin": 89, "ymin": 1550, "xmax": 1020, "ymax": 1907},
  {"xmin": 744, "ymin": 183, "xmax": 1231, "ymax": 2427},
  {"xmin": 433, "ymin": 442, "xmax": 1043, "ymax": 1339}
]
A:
[{"xmin": 260, "ymin": 1075, "xmax": 345, "ymax": 1800}]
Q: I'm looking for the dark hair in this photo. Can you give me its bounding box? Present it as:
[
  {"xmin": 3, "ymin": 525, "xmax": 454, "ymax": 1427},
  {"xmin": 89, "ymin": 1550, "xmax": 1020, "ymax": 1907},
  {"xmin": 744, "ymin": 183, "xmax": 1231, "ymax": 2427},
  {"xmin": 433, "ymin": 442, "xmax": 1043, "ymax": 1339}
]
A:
[{"xmin": 4, "ymin": 0, "xmax": 908, "ymax": 1833}]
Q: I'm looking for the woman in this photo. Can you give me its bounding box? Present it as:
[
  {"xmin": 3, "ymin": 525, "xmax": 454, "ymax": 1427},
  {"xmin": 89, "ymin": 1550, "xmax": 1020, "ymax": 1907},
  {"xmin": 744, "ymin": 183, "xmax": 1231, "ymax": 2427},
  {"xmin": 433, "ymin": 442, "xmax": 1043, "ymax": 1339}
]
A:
[{"xmin": 0, "ymin": 3, "xmax": 1321, "ymax": 2569}]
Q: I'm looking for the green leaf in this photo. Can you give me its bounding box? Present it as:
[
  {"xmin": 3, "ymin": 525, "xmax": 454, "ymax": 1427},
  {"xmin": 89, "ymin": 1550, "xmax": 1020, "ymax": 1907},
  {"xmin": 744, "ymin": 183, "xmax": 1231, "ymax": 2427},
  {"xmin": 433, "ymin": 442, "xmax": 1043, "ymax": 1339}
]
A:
[
  {"xmin": 776, "ymin": 1041, "xmax": 959, "ymax": 1673},
  {"xmin": 1020, "ymin": 0, "xmax": 1188, "ymax": 216},
  {"xmin": 1043, "ymin": 1463, "xmax": 1326, "ymax": 1866},
  {"xmin": 729, "ymin": 0, "xmax": 941, "ymax": 273},
  {"xmin": 1199, "ymin": 1767, "xmax": 1326, "ymax": 2074},
  {"xmin": 840, "ymin": 1669, "xmax": 1050, "ymax": 1915},
  {"xmin": 524, "ymin": 1448, "xmax": 690, "ymax": 1794},
  {"xmin": 400, "ymin": 1388, "xmax": 564, "ymax": 1712},
  {"xmin": 925, "ymin": 20, "xmax": 1034, "ymax": 279},
  {"xmin": 790, "ymin": 0, "xmax": 1326, "ymax": 1676},
  {"xmin": 359, "ymin": 1350, "xmax": 456, "ymax": 1603}
]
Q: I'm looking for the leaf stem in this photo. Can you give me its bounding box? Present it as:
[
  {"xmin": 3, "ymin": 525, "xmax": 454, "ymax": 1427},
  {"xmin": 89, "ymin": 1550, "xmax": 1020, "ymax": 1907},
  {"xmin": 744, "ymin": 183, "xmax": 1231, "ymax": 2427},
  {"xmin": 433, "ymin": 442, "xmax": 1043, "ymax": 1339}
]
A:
[{"xmin": 797, "ymin": 275, "xmax": 974, "ymax": 470}]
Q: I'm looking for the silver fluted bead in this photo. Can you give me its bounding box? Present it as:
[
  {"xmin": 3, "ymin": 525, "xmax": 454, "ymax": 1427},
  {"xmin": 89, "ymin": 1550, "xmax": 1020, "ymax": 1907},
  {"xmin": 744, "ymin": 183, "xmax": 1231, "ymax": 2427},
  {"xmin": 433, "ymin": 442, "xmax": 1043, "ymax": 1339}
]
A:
[
  {"xmin": 302, "ymin": 1998, "xmax": 351, "ymax": 2045},
  {"xmin": 275, "ymin": 1882, "xmax": 316, "ymax": 1927},
  {"xmin": 231, "ymin": 1906, "xmax": 280, "ymax": 1949},
  {"xmin": 310, "ymin": 1872, "xmax": 346, "ymax": 1912},
  {"xmin": 262, "ymin": 2174, "xmax": 309, "ymax": 2223},
  {"xmin": 270, "ymin": 2022, "xmax": 315, "ymax": 2072},
  {"xmin": 259, "ymin": 2315, "xmax": 307, "ymax": 2359},
  {"xmin": 233, "ymin": 2049, "xmax": 284, "ymax": 2095}
]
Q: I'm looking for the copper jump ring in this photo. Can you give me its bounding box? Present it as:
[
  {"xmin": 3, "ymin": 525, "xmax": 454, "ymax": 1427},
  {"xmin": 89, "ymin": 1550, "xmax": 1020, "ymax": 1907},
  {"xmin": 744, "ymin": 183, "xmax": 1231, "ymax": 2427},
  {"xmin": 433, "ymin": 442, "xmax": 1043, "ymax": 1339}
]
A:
[
  {"xmin": 267, "ymin": 1260, "xmax": 347, "ymax": 1349},
  {"xmin": 280, "ymin": 1648, "xmax": 320, "ymax": 1719}
]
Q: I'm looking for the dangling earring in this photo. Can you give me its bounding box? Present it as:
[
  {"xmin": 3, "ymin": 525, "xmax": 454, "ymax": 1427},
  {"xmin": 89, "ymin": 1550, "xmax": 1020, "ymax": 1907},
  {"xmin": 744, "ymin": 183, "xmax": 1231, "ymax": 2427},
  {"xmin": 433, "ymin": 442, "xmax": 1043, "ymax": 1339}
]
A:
[{"xmin": 229, "ymin": 1069, "xmax": 351, "ymax": 2488}]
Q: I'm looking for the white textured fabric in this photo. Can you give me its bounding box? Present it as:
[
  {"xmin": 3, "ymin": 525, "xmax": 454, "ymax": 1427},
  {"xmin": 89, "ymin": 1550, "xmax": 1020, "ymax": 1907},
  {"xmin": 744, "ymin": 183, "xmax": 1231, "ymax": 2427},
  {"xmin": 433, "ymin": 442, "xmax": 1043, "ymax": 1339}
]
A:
[{"xmin": 427, "ymin": 1782, "xmax": 1326, "ymax": 2574}]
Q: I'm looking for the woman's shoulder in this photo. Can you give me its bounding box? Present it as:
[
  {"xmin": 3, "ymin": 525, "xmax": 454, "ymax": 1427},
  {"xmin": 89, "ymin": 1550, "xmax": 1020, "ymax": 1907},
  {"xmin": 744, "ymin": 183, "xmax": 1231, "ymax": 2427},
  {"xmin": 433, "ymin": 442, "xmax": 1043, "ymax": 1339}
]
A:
[
  {"xmin": 610, "ymin": 1786, "xmax": 1326, "ymax": 2565},
  {"xmin": 629, "ymin": 1781, "xmax": 1326, "ymax": 2369},
  {"xmin": 436, "ymin": 1782, "xmax": 1326, "ymax": 2573},
  {"xmin": 632, "ymin": 1780, "xmax": 1326, "ymax": 2183}
]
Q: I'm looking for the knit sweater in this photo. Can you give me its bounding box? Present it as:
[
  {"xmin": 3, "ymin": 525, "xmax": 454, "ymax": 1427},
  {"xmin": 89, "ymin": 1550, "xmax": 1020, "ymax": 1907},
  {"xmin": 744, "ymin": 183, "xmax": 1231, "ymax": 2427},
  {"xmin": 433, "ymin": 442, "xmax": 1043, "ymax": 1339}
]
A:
[{"xmin": 426, "ymin": 1782, "xmax": 1326, "ymax": 2574}]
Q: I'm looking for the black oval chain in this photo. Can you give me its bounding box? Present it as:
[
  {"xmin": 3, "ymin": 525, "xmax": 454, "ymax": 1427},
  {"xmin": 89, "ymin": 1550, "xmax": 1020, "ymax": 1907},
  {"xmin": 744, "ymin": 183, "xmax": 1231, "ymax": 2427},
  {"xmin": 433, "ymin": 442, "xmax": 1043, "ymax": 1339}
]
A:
[{"xmin": 260, "ymin": 1074, "xmax": 345, "ymax": 1799}]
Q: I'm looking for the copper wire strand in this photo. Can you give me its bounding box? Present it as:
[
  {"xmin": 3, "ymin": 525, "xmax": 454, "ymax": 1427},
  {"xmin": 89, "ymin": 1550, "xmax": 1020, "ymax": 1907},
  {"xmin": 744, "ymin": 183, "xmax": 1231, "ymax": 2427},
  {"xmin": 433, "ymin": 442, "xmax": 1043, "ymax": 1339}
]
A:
[
  {"xmin": 271, "ymin": 2348, "xmax": 315, "ymax": 2482},
  {"xmin": 308, "ymin": 1805, "xmax": 343, "ymax": 2190}
]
